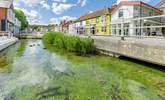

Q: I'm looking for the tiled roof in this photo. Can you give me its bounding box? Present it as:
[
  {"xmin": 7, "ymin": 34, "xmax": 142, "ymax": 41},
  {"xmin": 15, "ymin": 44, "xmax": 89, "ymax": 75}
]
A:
[
  {"xmin": 79, "ymin": 6, "xmax": 116, "ymax": 21},
  {"xmin": 112, "ymin": 1, "xmax": 162, "ymax": 14},
  {"xmin": 0, "ymin": 1, "xmax": 13, "ymax": 8}
]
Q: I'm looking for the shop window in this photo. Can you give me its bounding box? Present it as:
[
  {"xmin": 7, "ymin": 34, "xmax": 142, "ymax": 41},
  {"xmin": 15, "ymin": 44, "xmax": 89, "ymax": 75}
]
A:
[
  {"xmin": 102, "ymin": 27, "xmax": 106, "ymax": 32},
  {"xmin": 101, "ymin": 15, "xmax": 106, "ymax": 22},
  {"xmin": 96, "ymin": 17, "xmax": 99, "ymax": 23}
]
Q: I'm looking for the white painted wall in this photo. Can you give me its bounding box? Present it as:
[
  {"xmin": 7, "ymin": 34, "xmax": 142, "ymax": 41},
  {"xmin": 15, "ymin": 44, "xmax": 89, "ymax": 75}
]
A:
[
  {"xmin": 69, "ymin": 23, "xmax": 77, "ymax": 35},
  {"xmin": 111, "ymin": 5, "xmax": 134, "ymax": 22},
  {"xmin": 75, "ymin": 22, "xmax": 81, "ymax": 27},
  {"xmin": 82, "ymin": 21, "xmax": 86, "ymax": 26},
  {"xmin": 111, "ymin": 5, "xmax": 134, "ymax": 36},
  {"xmin": 157, "ymin": 3, "xmax": 165, "ymax": 14}
]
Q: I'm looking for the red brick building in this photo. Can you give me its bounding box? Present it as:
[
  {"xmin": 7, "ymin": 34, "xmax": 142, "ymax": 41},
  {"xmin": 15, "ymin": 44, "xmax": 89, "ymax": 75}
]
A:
[
  {"xmin": 0, "ymin": 1, "xmax": 16, "ymax": 36},
  {"xmin": 60, "ymin": 20, "xmax": 71, "ymax": 33}
]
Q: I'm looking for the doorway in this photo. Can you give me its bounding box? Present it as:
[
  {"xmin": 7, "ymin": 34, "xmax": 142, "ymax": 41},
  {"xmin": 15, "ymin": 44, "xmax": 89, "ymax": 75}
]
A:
[
  {"xmin": 162, "ymin": 27, "xmax": 165, "ymax": 36},
  {"xmin": 91, "ymin": 27, "xmax": 95, "ymax": 35}
]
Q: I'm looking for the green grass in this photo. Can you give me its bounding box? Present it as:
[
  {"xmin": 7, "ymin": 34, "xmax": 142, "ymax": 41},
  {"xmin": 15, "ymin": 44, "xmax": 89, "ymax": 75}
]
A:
[{"xmin": 43, "ymin": 32, "xmax": 94, "ymax": 55}]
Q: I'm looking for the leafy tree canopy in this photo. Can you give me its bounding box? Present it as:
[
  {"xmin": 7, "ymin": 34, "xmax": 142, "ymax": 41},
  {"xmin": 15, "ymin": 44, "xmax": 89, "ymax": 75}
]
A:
[{"xmin": 14, "ymin": 9, "xmax": 28, "ymax": 30}]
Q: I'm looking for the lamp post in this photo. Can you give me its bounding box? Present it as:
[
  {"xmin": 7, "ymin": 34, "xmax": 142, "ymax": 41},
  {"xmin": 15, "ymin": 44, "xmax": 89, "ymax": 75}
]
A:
[
  {"xmin": 119, "ymin": 9, "xmax": 125, "ymax": 40},
  {"xmin": 139, "ymin": 0, "xmax": 142, "ymax": 36}
]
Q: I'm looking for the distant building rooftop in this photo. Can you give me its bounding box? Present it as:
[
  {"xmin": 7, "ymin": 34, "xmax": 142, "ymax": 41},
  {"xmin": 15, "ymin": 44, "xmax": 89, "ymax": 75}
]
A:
[
  {"xmin": 155, "ymin": 0, "xmax": 165, "ymax": 8},
  {"xmin": 112, "ymin": 1, "xmax": 162, "ymax": 14},
  {"xmin": 79, "ymin": 6, "xmax": 116, "ymax": 21}
]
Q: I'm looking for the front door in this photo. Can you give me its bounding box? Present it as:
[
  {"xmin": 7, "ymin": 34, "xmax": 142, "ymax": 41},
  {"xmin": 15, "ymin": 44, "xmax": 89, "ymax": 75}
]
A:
[
  {"xmin": 91, "ymin": 27, "xmax": 95, "ymax": 35},
  {"xmin": 162, "ymin": 27, "xmax": 165, "ymax": 36}
]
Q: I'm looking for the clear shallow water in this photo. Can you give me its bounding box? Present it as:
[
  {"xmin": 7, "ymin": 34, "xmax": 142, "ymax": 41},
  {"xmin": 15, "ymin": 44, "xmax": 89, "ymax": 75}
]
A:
[{"xmin": 0, "ymin": 40, "xmax": 164, "ymax": 100}]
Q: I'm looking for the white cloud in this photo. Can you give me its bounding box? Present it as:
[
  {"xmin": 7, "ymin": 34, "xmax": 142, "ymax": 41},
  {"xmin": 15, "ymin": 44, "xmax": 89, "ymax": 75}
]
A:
[
  {"xmin": 53, "ymin": 0, "xmax": 67, "ymax": 3},
  {"xmin": 13, "ymin": 0, "xmax": 42, "ymax": 7},
  {"xmin": 49, "ymin": 16, "xmax": 77, "ymax": 24},
  {"xmin": 18, "ymin": 8, "xmax": 42, "ymax": 24},
  {"xmin": 59, "ymin": 16, "xmax": 77, "ymax": 21},
  {"xmin": 22, "ymin": 0, "xmax": 41, "ymax": 6},
  {"xmin": 40, "ymin": 1, "xmax": 50, "ymax": 10},
  {"xmin": 49, "ymin": 18, "xmax": 59, "ymax": 24},
  {"xmin": 77, "ymin": 0, "xmax": 87, "ymax": 7},
  {"xmin": 88, "ymin": 11, "xmax": 93, "ymax": 14},
  {"xmin": 52, "ymin": 3, "xmax": 75, "ymax": 14}
]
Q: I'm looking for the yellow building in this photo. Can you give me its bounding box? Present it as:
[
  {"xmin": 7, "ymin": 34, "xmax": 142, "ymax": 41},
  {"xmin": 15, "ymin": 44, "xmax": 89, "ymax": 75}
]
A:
[{"xmin": 78, "ymin": 6, "xmax": 116, "ymax": 35}]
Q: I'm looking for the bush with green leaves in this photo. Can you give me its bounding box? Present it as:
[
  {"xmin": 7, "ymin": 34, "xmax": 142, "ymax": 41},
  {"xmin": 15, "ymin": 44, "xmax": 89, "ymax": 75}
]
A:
[{"xmin": 43, "ymin": 32, "xmax": 94, "ymax": 55}]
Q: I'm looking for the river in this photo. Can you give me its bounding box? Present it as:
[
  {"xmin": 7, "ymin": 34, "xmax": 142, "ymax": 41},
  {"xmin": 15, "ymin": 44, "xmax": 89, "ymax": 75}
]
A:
[{"xmin": 0, "ymin": 39, "xmax": 164, "ymax": 100}]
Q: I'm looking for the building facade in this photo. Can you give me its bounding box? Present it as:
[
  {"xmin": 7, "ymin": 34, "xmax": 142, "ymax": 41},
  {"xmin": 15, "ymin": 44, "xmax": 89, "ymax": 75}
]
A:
[
  {"xmin": 0, "ymin": 1, "xmax": 21, "ymax": 37},
  {"xmin": 75, "ymin": 7, "xmax": 116, "ymax": 36},
  {"xmin": 28, "ymin": 24, "xmax": 49, "ymax": 34},
  {"xmin": 156, "ymin": 0, "xmax": 165, "ymax": 14},
  {"xmin": 111, "ymin": 1, "xmax": 162, "ymax": 36},
  {"xmin": 69, "ymin": 21, "xmax": 77, "ymax": 35},
  {"xmin": 60, "ymin": 20, "xmax": 71, "ymax": 33},
  {"xmin": 14, "ymin": 17, "xmax": 21, "ymax": 36},
  {"xmin": 48, "ymin": 24, "xmax": 60, "ymax": 32}
]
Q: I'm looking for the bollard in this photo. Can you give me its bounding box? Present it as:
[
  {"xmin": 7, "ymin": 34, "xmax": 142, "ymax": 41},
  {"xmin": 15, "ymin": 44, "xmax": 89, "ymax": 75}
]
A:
[{"xmin": 121, "ymin": 36, "xmax": 125, "ymax": 41}]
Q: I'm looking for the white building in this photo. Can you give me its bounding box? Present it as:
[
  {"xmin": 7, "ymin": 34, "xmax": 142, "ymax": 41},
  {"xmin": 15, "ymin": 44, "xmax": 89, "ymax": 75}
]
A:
[
  {"xmin": 69, "ymin": 21, "xmax": 77, "ymax": 35},
  {"xmin": 14, "ymin": 17, "xmax": 21, "ymax": 36},
  {"xmin": 155, "ymin": 0, "xmax": 165, "ymax": 35},
  {"xmin": 0, "ymin": 0, "xmax": 21, "ymax": 37},
  {"xmin": 0, "ymin": 1, "xmax": 15, "ymax": 36},
  {"xmin": 156, "ymin": 0, "xmax": 165, "ymax": 14},
  {"xmin": 111, "ymin": 1, "xmax": 163, "ymax": 36},
  {"xmin": 74, "ymin": 21, "xmax": 83, "ymax": 35}
]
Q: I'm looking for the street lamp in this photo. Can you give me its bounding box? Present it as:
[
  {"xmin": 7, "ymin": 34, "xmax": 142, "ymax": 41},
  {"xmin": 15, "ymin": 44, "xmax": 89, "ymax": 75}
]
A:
[{"xmin": 139, "ymin": 0, "xmax": 142, "ymax": 36}]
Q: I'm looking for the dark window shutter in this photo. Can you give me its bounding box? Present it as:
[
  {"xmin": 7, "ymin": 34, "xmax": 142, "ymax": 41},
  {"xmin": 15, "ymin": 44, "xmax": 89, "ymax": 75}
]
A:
[{"xmin": 1, "ymin": 20, "xmax": 6, "ymax": 31}]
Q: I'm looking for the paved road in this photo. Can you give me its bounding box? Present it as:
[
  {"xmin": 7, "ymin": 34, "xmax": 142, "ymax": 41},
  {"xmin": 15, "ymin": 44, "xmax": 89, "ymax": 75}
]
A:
[{"xmin": 91, "ymin": 36, "xmax": 165, "ymax": 47}]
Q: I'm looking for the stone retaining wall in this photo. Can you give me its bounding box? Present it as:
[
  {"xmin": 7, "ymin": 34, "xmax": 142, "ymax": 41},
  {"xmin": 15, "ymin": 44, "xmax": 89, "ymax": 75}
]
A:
[
  {"xmin": 0, "ymin": 37, "xmax": 18, "ymax": 51},
  {"xmin": 93, "ymin": 36, "xmax": 165, "ymax": 66}
]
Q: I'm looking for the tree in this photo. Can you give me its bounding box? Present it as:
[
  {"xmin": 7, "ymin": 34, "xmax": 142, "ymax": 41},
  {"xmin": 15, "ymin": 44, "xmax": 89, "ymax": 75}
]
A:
[{"xmin": 14, "ymin": 9, "xmax": 29, "ymax": 30}]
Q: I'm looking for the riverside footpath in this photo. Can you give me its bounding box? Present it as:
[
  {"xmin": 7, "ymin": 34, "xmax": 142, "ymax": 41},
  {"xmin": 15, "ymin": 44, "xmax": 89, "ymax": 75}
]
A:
[
  {"xmin": 88, "ymin": 36, "xmax": 165, "ymax": 66},
  {"xmin": 0, "ymin": 37, "xmax": 18, "ymax": 51}
]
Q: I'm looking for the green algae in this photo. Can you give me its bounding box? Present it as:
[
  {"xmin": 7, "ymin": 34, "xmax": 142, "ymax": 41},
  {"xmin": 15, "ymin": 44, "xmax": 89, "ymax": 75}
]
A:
[{"xmin": 0, "ymin": 40, "xmax": 164, "ymax": 100}]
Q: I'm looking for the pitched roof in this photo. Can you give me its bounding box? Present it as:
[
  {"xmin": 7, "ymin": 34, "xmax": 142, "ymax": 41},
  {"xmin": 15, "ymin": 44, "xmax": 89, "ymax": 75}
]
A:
[
  {"xmin": 112, "ymin": 1, "xmax": 162, "ymax": 14},
  {"xmin": 156, "ymin": 0, "xmax": 165, "ymax": 8},
  {"xmin": 0, "ymin": 1, "xmax": 13, "ymax": 8},
  {"xmin": 79, "ymin": 6, "xmax": 116, "ymax": 21}
]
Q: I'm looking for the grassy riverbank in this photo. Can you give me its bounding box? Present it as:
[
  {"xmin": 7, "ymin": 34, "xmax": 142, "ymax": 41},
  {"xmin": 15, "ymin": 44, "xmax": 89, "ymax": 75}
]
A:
[{"xmin": 43, "ymin": 32, "xmax": 94, "ymax": 55}]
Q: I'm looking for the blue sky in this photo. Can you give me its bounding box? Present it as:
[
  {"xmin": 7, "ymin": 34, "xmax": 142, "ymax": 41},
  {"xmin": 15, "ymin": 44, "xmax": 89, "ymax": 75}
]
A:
[{"xmin": 13, "ymin": 0, "xmax": 161, "ymax": 25}]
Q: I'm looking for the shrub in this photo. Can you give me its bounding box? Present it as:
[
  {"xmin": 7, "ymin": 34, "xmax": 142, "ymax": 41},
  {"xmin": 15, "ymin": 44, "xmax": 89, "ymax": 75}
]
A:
[
  {"xmin": 43, "ymin": 32, "xmax": 56, "ymax": 44},
  {"xmin": 43, "ymin": 32, "xmax": 94, "ymax": 55}
]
